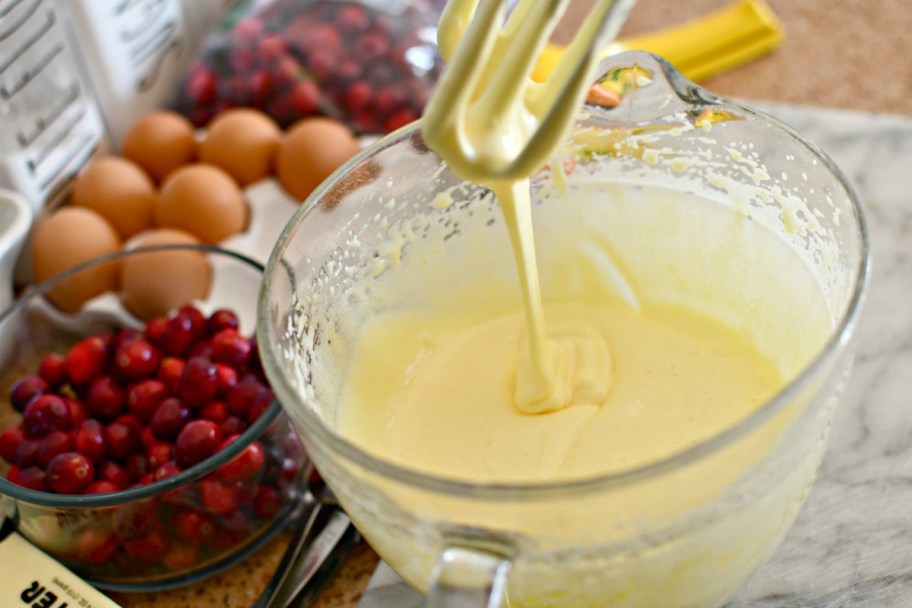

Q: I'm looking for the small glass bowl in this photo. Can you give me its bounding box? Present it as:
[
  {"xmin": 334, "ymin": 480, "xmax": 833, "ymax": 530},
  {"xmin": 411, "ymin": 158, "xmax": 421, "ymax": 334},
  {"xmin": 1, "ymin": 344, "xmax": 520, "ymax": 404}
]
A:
[{"xmin": 0, "ymin": 244, "xmax": 307, "ymax": 591}]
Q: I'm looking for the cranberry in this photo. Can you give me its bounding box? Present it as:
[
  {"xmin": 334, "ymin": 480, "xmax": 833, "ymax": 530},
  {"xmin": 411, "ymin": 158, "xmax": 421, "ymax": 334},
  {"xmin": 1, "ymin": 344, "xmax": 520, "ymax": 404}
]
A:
[
  {"xmin": 157, "ymin": 357, "xmax": 185, "ymax": 393},
  {"xmin": 186, "ymin": 66, "xmax": 218, "ymax": 106},
  {"xmin": 226, "ymin": 377, "xmax": 270, "ymax": 417},
  {"xmin": 160, "ymin": 314, "xmax": 195, "ymax": 356},
  {"xmin": 290, "ymin": 81, "xmax": 320, "ymax": 115},
  {"xmin": 344, "ymin": 81, "xmax": 372, "ymax": 112},
  {"xmin": 215, "ymin": 365, "xmax": 238, "ymax": 395},
  {"xmin": 200, "ymin": 478, "xmax": 238, "ymax": 516},
  {"xmin": 86, "ymin": 376, "xmax": 126, "ymax": 420},
  {"xmin": 72, "ymin": 528, "xmax": 118, "ymax": 564},
  {"xmin": 153, "ymin": 461, "xmax": 181, "ymax": 482},
  {"xmin": 146, "ymin": 442, "xmax": 173, "ymax": 469},
  {"xmin": 0, "ymin": 427, "xmax": 24, "ymax": 463},
  {"xmin": 97, "ymin": 460, "xmax": 130, "ymax": 489},
  {"xmin": 73, "ymin": 419, "xmax": 107, "ymax": 463},
  {"xmin": 23, "ymin": 394, "xmax": 72, "ymax": 437},
  {"xmin": 126, "ymin": 379, "xmax": 168, "ymax": 422},
  {"xmin": 14, "ymin": 439, "xmax": 39, "ymax": 467},
  {"xmin": 46, "ymin": 452, "xmax": 95, "ymax": 494},
  {"xmin": 200, "ymin": 400, "xmax": 228, "ymax": 424},
  {"xmin": 140, "ymin": 426, "xmax": 158, "ymax": 450},
  {"xmin": 122, "ymin": 525, "xmax": 169, "ymax": 562},
  {"xmin": 9, "ymin": 375, "xmax": 49, "ymax": 412},
  {"xmin": 171, "ymin": 508, "xmax": 216, "ymax": 543},
  {"xmin": 113, "ymin": 339, "xmax": 160, "ymax": 380},
  {"xmin": 8, "ymin": 466, "xmax": 48, "ymax": 492},
  {"xmin": 246, "ymin": 391, "xmax": 272, "ymax": 424},
  {"xmin": 174, "ymin": 420, "xmax": 222, "ymax": 469},
  {"xmin": 162, "ymin": 543, "xmax": 200, "ymax": 571},
  {"xmin": 179, "ymin": 306, "xmax": 207, "ymax": 339},
  {"xmin": 66, "ymin": 336, "xmax": 109, "ymax": 385},
  {"xmin": 66, "ymin": 398, "xmax": 88, "ymax": 427},
  {"xmin": 151, "ymin": 398, "xmax": 191, "ymax": 440},
  {"xmin": 178, "ymin": 357, "xmax": 219, "ymax": 406},
  {"xmin": 206, "ymin": 309, "xmax": 239, "ymax": 336},
  {"xmin": 144, "ymin": 316, "xmax": 168, "ymax": 345},
  {"xmin": 253, "ymin": 484, "xmax": 281, "ymax": 520},
  {"xmin": 105, "ymin": 422, "xmax": 140, "ymax": 460},
  {"xmin": 281, "ymin": 457, "xmax": 300, "ymax": 483},
  {"xmin": 137, "ymin": 472, "xmax": 155, "ymax": 485},
  {"xmin": 337, "ymin": 4, "xmax": 370, "ymax": 31},
  {"xmin": 188, "ymin": 340, "xmax": 213, "ymax": 360},
  {"xmin": 84, "ymin": 480, "xmax": 120, "ymax": 495},
  {"xmin": 38, "ymin": 354, "xmax": 68, "ymax": 387},
  {"xmin": 220, "ymin": 416, "xmax": 247, "ymax": 436},
  {"xmin": 114, "ymin": 413, "xmax": 143, "ymax": 434},
  {"xmin": 36, "ymin": 430, "xmax": 74, "ymax": 468},
  {"xmin": 211, "ymin": 330, "xmax": 251, "ymax": 369},
  {"xmin": 217, "ymin": 437, "xmax": 264, "ymax": 482},
  {"xmin": 126, "ymin": 453, "xmax": 148, "ymax": 482}
]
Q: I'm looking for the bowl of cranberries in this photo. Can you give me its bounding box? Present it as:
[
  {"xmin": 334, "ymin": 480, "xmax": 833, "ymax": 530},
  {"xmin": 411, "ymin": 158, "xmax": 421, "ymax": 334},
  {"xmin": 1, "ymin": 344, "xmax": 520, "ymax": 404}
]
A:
[{"xmin": 0, "ymin": 245, "xmax": 307, "ymax": 591}]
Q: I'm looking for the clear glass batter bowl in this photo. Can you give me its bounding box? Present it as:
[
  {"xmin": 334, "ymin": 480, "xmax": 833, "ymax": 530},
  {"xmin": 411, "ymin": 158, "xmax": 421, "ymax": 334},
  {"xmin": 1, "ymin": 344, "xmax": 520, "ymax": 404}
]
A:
[{"xmin": 257, "ymin": 51, "xmax": 868, "ymax": 607}]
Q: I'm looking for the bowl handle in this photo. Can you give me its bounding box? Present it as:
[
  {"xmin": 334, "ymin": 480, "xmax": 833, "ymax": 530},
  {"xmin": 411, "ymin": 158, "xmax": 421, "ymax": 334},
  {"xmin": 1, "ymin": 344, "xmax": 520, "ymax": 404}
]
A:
[{"xmin": 425, "ymin": 542, "xmax": 512, "ymax": 608}]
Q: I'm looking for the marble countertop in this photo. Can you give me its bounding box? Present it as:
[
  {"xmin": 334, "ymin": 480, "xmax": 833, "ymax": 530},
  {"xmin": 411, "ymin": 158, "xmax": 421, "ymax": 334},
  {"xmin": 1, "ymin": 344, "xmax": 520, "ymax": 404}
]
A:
[{"xmin": 358, "ymin": 104, "xmax": 912, "ymax": 607}]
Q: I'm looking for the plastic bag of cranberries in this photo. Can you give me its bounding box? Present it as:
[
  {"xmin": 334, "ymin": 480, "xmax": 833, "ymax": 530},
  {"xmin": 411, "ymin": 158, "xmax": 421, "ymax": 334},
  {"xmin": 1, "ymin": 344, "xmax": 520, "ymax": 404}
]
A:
[{"xmin": 175, "ymin": 0, "xmax": 448, "ymax": 134}]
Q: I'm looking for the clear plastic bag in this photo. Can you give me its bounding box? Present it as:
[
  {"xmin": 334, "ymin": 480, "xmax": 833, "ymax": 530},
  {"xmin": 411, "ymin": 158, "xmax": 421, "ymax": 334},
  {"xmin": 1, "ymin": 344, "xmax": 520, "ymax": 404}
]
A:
[{"xmin": 174, "ymin": 0, "xmax": 447, "ymax": 134}]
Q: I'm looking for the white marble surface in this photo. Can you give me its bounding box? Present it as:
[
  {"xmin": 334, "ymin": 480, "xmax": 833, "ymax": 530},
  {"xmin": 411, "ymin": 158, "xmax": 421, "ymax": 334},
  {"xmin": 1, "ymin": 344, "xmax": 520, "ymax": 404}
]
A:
[{"xmin": 358, "ymin": 104, "xmax": 912, "ymax": 607}]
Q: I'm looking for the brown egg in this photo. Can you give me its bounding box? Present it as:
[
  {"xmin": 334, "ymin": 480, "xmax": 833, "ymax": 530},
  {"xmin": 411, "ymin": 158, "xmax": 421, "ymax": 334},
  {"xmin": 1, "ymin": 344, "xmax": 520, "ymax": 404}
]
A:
[
  {"xmin": 31, "ymin": 207, "xmax": 123, "ymax": 313},
  {"xmin": 155, "ymin": 164, "xmax": 247, "ymax": 244},
  {"xmin": 70, "ymin": 156, "xmax": 157, "ymax": 239},
  {"xmin": 121, "ymin": 111, "xmax": 197, "ymax": 183},
  {"xmin": 197, "ymin": 108, "xmax": 281, "ymax": 186},
  {"xmin": 121, "ymin": 229, "xmax": 211, "ymax": 320},
  {"xmin": 276, "ymin": 118, "xmax": 361, "ymax": 202}
]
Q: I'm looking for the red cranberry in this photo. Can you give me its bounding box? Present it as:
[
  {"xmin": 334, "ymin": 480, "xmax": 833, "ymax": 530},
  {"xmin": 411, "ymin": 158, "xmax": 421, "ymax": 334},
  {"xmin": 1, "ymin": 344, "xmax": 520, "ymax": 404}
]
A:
[
  {"xmin": 153, "ymin": 461, "xmax": 181, "ymax": 482},
  {"xmin": 46, "ymin": 452, "xmax": 95, "ymax": 494},
  {"xmin": 281, "ymin": 457, "xmax": 300, "ymax": 483},
  {"xmin": 215, "ymin": 365, "xmax": 238, "ymax": 395},
  {"xmin": 220, "ymin": 416, "xmax": 247, "ymax": 437},
  {"xmin": 171, "ymin": 508, "xmax": 216, "ymax": 543},
  {"xmin": 97, "ymin": 460, "xmax": 130, "ymax": 489},
  {"xmin": 140, "ymin": 426, "xmax": 158, "ymax": 450},
  {"xmin": 160, "ymin": 314, "xmax": 195, "ymax": 356},
  {"xmin": 217, "ymin": 437, "xmax": 264, "ymax": 482},
  {"xmin": 66, "ymin": 398, "xmax": 88, "ymax": 427},
  {"xmin": 74, "ymin": 419, "xmax": 107, "ymax": 463},
  {"xmin": 84, "ymin": 480, "xmax": 120, "ymax": 495},
  {"xmin": 0, "ymin": 427, "xmax": 24, "ymax": 464},
  {"xmin": 246, "ymin": 390, "xmax": 272, "ymax": 424},
  {"xmin": 151, "ymin": 398, "xmax": 191, "ymax": 440},
  {"xmin": 290, "ymin": 80, "xmax": 320, "ymax": 115},
  {"xmin": 226, "ymin": 377, "xmax": 270, "ymax": 417},
  {"xmin": 188, "ymin": 340, "xmax": 213, "ymax": 360},
  {"xmin": 144, "ymin": 316, "xmax": 168, "ymax": 345},
  {"xmin": 210, "ymin": 512, "xmax": 250, "ymax": 549},
  {"xmin": 206, "ymin": 309, "xmax": 239, "ymax": 336},
  {"xmin": 72, "ymin": 528, "xmax": 118, "ymax": 564},
  {"xmin": 36, "ymin": 430, "xmax": 74, "ymax": 468},
  {"xmin": 344, "ymin": 81, "xmax": 373, "ymax": 112},
  {"xmin": 178, "ymin": 357, "xmax": 219, "ymax": 406},
  {"xmin": 211, "ymin": 330, "xmax": 251, "ymax": 369},
  {"xmin": 86, "ymin": 376, "xmax": 126, "ymax": 420},
  {"xmin": 253, "ymin": 484, "xmax": 281, "ymax": 520},
  {"xmin": 23, "ymin": 394, "xmax": 72, "ymax": 437},
  {"xmin": 112, "ymin": 327, "xmax": 143, "ymax": 349},
  {"xmin": 126, "ymin": 453, "xmax": 148, "ymax": 482},
  {"xmin": 337, "ymin": 4, "xmax": 370, "ymax": 31},
  {"xmin": 105, "ymin": 422, "xmax": 140, "ymax": 461},
  {"xmin": 137, "ymin": 472, "xmax": 155, "ymax": 485},
  {"xmin": 162, "ymin": 543, "xmax": 200, "ymax": 571},
  {"xmin": 146, "ymin": 442, "xmax": 173, "ymax": 469},
  {"xmin": 157, "ymin": 357, "xmax": 185, "ymax": 392},
  {"xmin": 127, "ymin": 379, "xmax": 168, "ymax": 422},
  {"xmin": 113, "ymin": 339, "xmax": 160, "ymax": 380},
  {"xmin": 66, "ymin": 336, "xmax": 109, "ymax": 385},
  {"xmin": 122, "ymin": 525, "xmax": 169, "ymax": 562},
  {"xmin": 185, "ymin": 66, "xmax": 218, "ymax": 106},
  {"xmin": 8, "ymin": 466, "xmax": 48, "ymax": 491},
  {"xmin": 174, "ymin": 420, "xmax": 222, "ymax": 469},
  {"xmin": 114, "ymin": 413, "xmax": 143, "ymax": 434},
  {"xmin": 199, "ymin": 478, "xmax": 238, "ymax": 516},
  {"xmin": 200, "ymin": 400, "xmax": 228, "ymax": 424},
  {"xmin": 14, "ymin": 439, "xmax": 39, "ymax": 467},
  {"xmin": 179, "ymin": 305, "xmax": 207, "ymax": 338},
  {"xmin": 9, "ymin": 375, "xmax": 49, "ymax": 412},
  {"xmin": 38, "ymin": 354, "xmax": 68, "ymax": 387}
]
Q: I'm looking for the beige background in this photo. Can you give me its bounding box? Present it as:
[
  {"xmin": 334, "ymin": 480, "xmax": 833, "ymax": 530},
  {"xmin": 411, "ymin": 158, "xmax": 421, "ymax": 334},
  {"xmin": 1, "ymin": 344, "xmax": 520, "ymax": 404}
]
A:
[{"xmin": 115, "ymin": 1, "xmax": 911, "ymax": 607}]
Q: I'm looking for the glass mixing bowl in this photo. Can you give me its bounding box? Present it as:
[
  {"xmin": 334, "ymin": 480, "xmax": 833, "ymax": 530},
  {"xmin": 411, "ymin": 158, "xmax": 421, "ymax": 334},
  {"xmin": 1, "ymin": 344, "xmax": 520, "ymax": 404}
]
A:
[
  {"xmin": 257, "ymin": 51, "xmax": 868, "ymax": 607},
  {"xmin": 0, "ymin": 245, "xmax": 306, "ymax": 592}
]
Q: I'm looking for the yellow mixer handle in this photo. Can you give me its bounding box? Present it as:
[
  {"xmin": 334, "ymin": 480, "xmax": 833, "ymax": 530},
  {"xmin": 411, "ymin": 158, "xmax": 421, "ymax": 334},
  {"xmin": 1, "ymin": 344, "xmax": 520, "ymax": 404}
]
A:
[{"xmin": 533, "ymin": 0, "xmax": 784, "ymax": 83}]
